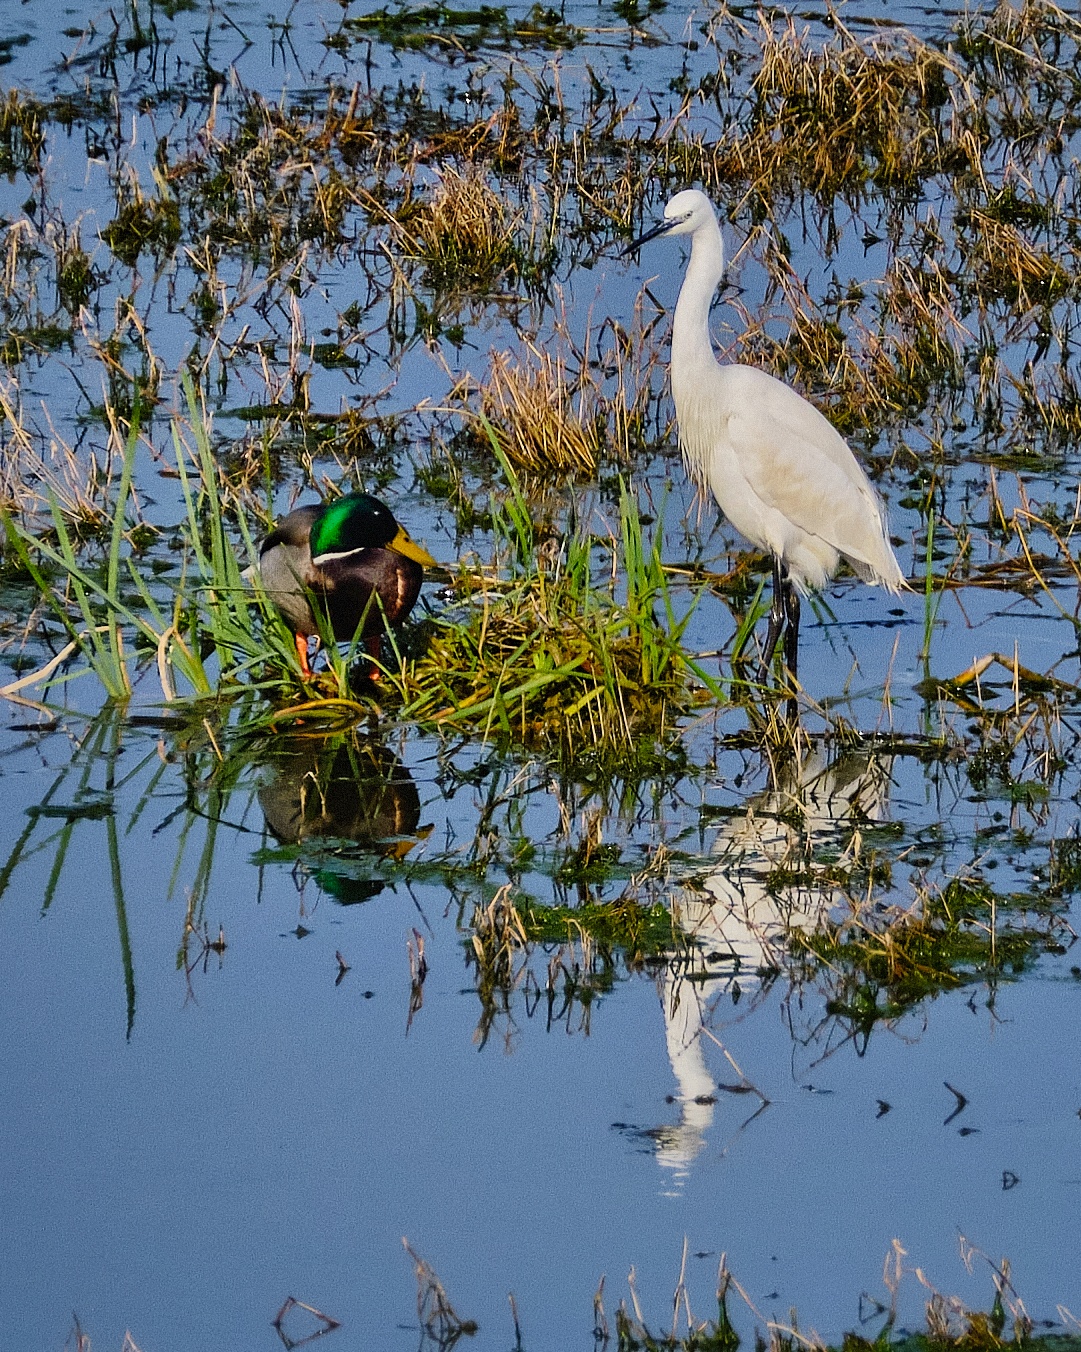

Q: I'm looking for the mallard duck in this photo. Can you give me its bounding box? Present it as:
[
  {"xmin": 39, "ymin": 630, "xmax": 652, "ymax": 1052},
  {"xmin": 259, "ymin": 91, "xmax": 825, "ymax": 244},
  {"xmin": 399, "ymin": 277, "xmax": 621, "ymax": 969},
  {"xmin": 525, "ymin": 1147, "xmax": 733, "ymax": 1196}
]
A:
[{"xmin": 256, "ymin": 492, "xmax": 436, "ymax": 678}]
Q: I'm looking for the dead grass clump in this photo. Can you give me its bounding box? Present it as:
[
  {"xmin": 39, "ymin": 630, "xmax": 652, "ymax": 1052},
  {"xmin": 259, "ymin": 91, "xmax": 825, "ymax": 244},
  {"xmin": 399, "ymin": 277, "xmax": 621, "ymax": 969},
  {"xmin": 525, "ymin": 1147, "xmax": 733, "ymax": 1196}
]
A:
[
  {"xmin": 1007, "ymin": 367, "xmax": 1081, "ymax": 449},
  {"xmin": 402, "ymin": 165, "xmax": 519, "ymax": 293},
  {"xmin": 0, "ymin": 376, "xmax": 33, "ymax": 513},
  {"xmin": 472, "ymin": 885, "xmax": 529, "ymax": 978},
  {"xmin": 798, "ymin": 875, "xmax": 1069, "ymax": 1027},
  {"xmin": 875, "ymin": 254, "xmax": 968, "ymax": 387},
  {"xmin": 414, "ymin": 106, "xmax": 524, "ymax": 173},
  {"xmin": 959, "ymin": 209, "xmax": 1074, "ymax": 308},
  {"xmin": 0, "ymin": 376, "xmax": 119, "ymax": 534},
  {"xmin": 745, "ymin": 17, "xmax": 959, "ymax": 196},
  {"xmin": 467, "ymin": 346, "xmax": 600, "ymax": 476},
  {"xmin": 0, "ymin": 90, "xmax": 45, "ymax": 177},
  {"xmin": 101, "ymin": 178, "xmax": 181, "ymax": 269},
  {"xmin": 957, "ymin": 0, "xmax": 1081, "ymax": 83}
]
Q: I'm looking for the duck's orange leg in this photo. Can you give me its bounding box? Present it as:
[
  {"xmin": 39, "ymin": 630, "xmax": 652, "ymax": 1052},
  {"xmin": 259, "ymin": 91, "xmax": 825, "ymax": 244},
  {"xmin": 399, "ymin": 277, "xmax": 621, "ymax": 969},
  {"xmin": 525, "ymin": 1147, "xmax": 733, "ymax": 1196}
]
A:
[
  {"xmin": 365, "ymin": 633, "xmax": 383, "ymax": 681},
  {"xmin": 294, "ymin": 632, "xmax": 313, "ymax": 679}
]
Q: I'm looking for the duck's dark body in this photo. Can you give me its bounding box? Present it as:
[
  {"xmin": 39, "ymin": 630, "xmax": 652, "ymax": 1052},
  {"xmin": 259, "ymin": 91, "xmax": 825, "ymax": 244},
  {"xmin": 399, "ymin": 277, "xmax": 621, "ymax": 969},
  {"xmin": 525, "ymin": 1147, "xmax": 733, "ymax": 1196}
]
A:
[
  {"xmin": 257, "ymin": 493, "xmax": 435, "ymax": 675},
  {"xmin": 259, "ymin": 506, "xmax": 424, "ymax": 640}
]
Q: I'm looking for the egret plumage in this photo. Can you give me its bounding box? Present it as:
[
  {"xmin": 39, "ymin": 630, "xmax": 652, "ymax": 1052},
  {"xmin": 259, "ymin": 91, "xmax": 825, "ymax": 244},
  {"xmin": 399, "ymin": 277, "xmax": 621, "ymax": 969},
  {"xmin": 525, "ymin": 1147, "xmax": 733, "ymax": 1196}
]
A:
[
  {"xmin": 626, "ymin": 189, "xmax": 905, "ymax": 681},
  {"xmin": 256, "ymin": 492, "xmax": 436, "ymax": 678},
  {"xmin": 655, "ymin": 743, "xmax": 893, "ymax": 1176}
]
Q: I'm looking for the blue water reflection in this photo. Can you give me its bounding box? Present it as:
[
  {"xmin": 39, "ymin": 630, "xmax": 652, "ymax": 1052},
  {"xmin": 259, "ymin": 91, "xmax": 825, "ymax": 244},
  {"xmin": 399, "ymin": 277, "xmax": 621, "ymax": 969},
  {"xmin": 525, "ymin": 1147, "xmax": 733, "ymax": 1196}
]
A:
[{"xmin": 0, "ymin": 709, "xmax": 1078, "ymax": 1349}]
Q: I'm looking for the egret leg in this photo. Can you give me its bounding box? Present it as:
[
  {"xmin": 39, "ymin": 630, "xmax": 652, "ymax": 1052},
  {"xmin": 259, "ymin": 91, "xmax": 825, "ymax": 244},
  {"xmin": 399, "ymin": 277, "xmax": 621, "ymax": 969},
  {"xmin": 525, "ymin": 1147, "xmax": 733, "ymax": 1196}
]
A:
[
  {"xmin": 759, "ymin": 556, "xmax": 788, "ymax": 682},
  {"xmin": 782, "ymin": 580, "xmax": 800, "ymax": 681}
]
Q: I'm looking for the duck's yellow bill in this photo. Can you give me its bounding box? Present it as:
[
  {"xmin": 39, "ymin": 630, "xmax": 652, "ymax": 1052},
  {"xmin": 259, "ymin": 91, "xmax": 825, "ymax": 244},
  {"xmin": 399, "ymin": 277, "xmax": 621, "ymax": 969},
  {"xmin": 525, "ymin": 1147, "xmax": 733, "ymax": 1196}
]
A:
[{"xmin": 389, "ymin": 525, "xmax": 437, "ymax": 568}]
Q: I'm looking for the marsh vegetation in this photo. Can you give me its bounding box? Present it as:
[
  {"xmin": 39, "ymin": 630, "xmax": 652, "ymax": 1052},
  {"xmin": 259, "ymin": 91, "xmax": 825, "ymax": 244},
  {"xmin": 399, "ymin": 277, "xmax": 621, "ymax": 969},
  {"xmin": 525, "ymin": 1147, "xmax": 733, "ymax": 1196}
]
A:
[{"xmin": 2, "ymin": 1, "xmax": 1081, "ymax": 1348}]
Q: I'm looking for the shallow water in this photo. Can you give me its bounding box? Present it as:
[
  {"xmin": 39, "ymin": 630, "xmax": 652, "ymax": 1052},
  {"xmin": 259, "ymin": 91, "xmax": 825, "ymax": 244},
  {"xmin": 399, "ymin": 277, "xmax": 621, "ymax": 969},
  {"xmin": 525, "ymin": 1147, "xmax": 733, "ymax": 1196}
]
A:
[
  {"xmin": 1, "ymin": 707, "xmax": 1079, "ymax": 1350},
  {"xmin": 2, "ymin": 1, "xmax": 1081, "ymax": 1349}
]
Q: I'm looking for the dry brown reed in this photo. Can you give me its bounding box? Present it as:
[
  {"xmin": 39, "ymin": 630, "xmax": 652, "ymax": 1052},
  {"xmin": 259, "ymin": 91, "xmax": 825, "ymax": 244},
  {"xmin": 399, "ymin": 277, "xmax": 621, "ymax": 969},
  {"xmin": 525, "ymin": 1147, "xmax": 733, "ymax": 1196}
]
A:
[
  {"xmin": 738, "ymin": 15, "xmax": 961, "ymax": 197},
  {"xmin": 464, "ymin": 344, "xmax": 600, "ymax": 475},
  {"xmin": 402, "ymin": 164, "xmax": 519, "ymax": 291},
  {"xmin": 960, "ymin": 209, "xmax": 1073, "ymax": 307},
  {"xmin": 0, "ymin": 375, "xmax": 124, "ymax": 533},
  {"xmin": 471, "ymin": 882, "xmax": 529, "ymax": 985},
  {"xmin": 402, "ymin": 1239, "xmax": 479, "ymax": 1342}
]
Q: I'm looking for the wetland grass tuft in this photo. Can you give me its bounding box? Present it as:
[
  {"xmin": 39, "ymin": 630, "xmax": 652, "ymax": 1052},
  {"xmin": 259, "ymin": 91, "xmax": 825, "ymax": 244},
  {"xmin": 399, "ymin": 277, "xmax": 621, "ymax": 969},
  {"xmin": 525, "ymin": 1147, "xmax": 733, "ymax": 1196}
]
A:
[
  {"xmin": 402, "ymin": 165, "xmax": 520, "ymax": 294},
  {"xmin": 1, "ymin": 379, "xmax": 301, "ymax": 704},
  {"xmin": 3, "ymin": 409, "xmax": 162, "ymax": 701},
  {"xmin": 746, "ymin": 16, "xmax": 957, "ymax": 197},
  {"xmin": 391, "ymin": 436, "xmax": 703, "ymax": 749},
  {"xmin": 4, "ymin": 378, "xmax": 700, "ymax": 749},
  {"xmin": 464, "ymin": 345, "xmax": 600, "ymax": 476},
  {"xmin": 960, "ymin": 209, "xmax": 1074, "ymax": 309},
  {"xmin": 795, "ymin": 875, "xmax": 1070, "ymax": 1032},
  {"xmin": 599, "ymin": 1239, "xmax": 1074, "ymax": 1352},
  {"xmin": 101, "ymin": 171, "xmax": 182, "ymax": 269},
  {"xmin": 53, "ymin": 227, "xmax": 98, "ymax": 315},
  {"xmin": 343, "ymin": 3, "xmax": 581, "ymax": 54},
  {"xmin": 0, "ymin": 89, "xmax": 45, "ymax": 177}
]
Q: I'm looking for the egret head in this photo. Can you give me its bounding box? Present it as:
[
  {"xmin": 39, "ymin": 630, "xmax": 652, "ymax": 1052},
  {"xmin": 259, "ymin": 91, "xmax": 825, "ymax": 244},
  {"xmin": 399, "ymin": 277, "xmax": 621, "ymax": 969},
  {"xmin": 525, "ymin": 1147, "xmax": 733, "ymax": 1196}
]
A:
[
  {"xmin": 623, "ymin": 188, "xmax": 717, "ymax": 253},
  {"xmin": 659, "ymin": 189, "xmax": 716, "ymax": 235}
]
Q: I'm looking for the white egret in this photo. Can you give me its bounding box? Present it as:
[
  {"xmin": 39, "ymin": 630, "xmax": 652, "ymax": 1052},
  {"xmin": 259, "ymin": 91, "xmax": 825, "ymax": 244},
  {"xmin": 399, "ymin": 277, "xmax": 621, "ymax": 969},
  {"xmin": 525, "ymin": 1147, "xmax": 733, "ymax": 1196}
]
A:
[
  {"xmin": 625, "ymin": 189, "xmax": 905, "ymax": 681},
  {"xmin": 654, "ymin": 743, "xmax": 894, "ymax": 1178}
]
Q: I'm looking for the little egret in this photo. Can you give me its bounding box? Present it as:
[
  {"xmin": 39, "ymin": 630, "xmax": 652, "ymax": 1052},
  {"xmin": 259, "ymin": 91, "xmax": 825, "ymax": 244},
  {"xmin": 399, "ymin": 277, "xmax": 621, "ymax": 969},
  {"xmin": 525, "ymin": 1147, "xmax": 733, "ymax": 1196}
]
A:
[{"xmin": 625, "ymin": 189, "xmax": 905, "ymax": 681}]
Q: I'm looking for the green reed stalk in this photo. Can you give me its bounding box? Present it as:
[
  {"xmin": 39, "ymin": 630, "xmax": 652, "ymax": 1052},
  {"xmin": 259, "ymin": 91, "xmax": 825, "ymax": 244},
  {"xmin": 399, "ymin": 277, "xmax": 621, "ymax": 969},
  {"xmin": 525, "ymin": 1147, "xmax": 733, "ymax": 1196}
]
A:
[{"xmin": 2, "ymin": 414, "xmax": 154, "ymax": 699}]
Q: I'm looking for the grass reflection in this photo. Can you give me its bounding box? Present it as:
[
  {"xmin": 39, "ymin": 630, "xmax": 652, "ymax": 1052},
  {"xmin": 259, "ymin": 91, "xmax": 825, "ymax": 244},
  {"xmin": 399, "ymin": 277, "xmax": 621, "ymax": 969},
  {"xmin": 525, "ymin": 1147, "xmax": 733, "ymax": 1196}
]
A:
[{"xmin": 0, "ymin": 699, "xmax": 1075, "ymax": 1052}]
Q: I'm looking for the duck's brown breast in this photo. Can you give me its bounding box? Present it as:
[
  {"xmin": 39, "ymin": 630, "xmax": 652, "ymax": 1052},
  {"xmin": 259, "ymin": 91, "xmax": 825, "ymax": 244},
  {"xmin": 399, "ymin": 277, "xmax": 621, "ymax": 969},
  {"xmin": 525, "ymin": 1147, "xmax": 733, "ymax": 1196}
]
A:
[{"xmin": 321, "ymin": 549, "xmax": 423, "ymax": 641}]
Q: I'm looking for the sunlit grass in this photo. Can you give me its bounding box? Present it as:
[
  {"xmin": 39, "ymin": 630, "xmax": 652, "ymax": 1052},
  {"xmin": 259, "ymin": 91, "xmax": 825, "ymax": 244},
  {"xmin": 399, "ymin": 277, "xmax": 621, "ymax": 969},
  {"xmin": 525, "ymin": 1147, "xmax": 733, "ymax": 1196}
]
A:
[
  {"xmin": 2, "ymin": 377, "xmax": 301, "ymax": 704},
  {"xmin": 383, "ymin": 429, "xmax": 705, "ymax": 748},
  {"xmin": 3, "ymin": 390, "xmax": 707, "ymax": 752}
]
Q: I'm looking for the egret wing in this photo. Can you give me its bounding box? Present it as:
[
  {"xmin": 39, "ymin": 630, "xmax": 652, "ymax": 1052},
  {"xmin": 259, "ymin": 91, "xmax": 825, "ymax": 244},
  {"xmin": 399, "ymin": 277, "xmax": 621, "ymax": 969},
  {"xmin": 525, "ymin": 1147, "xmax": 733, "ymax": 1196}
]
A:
[
  {"xmin": 722, "ymin": 403, "xmax": 891, "ymax": 570},
  {"xmin": 722, "ymin": 365, "xmax": 877, "ymax": 497}
]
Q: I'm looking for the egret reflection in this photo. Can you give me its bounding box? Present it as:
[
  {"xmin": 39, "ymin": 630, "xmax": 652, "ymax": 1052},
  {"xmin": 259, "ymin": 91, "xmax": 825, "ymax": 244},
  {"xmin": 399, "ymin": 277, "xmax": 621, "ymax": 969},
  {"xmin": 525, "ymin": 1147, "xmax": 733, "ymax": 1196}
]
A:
[{"xmin": 654, "ymin": 742, "xmax": 894, "ymax": 1181}]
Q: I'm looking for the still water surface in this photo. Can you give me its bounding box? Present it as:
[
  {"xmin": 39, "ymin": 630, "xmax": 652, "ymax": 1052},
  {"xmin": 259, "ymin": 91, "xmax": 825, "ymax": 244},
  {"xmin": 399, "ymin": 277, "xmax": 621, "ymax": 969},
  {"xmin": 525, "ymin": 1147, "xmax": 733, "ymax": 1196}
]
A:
[
  {"xmin": 1, "ymin": 713, "xmax": 1078, "ymax": 1350},
  {"xmin": 1, "ymin": 1, "xmax": 1080, "ymax": 1348}
]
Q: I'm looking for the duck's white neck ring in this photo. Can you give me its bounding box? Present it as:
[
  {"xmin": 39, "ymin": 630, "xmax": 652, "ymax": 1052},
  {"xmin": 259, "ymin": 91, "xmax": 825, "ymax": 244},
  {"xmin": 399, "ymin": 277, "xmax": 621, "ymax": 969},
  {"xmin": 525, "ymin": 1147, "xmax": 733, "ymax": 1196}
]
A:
[{"xmin": 311, "ymin": 546, "xmax": 366, "ymax": 566}]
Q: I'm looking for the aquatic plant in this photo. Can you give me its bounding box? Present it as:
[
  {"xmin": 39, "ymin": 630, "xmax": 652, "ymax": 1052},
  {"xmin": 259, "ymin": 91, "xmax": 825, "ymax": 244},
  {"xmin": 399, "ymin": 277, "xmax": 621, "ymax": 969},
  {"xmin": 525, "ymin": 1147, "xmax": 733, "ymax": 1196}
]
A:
[
  {"xmin": 388, "ymin": 432, "xmax": 704, "ymax": 748},
  {"xmin": 1, "ymin": 379, "xmax": 299, "ymax": 703}
]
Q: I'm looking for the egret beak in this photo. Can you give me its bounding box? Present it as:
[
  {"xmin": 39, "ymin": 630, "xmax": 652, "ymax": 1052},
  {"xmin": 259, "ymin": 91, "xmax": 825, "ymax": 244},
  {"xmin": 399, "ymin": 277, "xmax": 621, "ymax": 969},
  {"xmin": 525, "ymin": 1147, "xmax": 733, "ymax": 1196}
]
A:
[
  {"xmin": 388, "ymin": 525, "xmax": 437, "ymax": 568},
  {"xmin": 622, "ymin": 216, "xmax": 677, "ymax": 255}
]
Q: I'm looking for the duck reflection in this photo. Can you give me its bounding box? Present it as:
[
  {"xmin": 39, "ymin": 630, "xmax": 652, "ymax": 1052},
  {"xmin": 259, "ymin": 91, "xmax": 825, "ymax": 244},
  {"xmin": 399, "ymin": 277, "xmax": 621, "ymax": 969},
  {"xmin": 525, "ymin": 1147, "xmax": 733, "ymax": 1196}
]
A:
[
  {"xmin": 258, "ymin": 736, "xmax": 425, "ymax": 903},
  {"xmin": 654, "ymin": 742, "xmax": 894, "ymax": 1181}
]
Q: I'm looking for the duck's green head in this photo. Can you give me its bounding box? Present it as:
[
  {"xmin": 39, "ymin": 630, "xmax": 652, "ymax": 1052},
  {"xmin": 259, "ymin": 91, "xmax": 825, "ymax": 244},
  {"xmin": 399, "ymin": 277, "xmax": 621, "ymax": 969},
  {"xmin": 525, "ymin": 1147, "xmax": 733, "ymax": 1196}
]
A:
[{"xmin": 309, "ymin": 493, "xmax": 437, "ymax": 567}]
